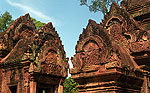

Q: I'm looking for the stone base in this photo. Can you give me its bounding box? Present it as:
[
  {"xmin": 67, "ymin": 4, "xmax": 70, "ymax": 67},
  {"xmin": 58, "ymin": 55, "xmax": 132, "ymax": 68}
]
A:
[
  {"xmin": 77, "ymin": 81, "xmax": 141, "ymax": 93},
  {"xmin": 70, "ymin": 65, "xmax": 144, "ymax": 93}
]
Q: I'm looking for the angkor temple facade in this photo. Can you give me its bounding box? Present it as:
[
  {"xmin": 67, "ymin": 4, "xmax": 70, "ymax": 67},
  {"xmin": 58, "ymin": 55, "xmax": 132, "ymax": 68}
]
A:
[
  {"xmin": 0, "ymin": 14, "xmax": 69, "ymax": 93},
  {"xmin": 70, "ymin": 0, "xmax": 150, "ymax": 93},
  {"xmin": 0, "ymin": 0, "xmax": 150, "ymax": 93}
]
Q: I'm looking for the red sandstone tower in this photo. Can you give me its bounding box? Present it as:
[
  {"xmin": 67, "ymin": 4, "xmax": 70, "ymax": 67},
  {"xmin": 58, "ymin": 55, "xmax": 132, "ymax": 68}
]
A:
[
  {"xmin": 70, "ymin": 0, "xmax": 150, "ymax": 92},
  {"xmin": 0, "ymin": 14, "xmax": 69, "ymax": 93}
]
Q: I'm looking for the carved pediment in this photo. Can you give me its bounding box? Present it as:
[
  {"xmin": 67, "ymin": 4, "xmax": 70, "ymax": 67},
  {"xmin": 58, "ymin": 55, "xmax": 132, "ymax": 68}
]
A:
[
  {"xmin": 72, "ymin": 18, "xmax": 140, "ymax": 71},
  {"xmin": 72, "ymin": 20, "xmax": 111, "ymax": 69},
  {"xmin": 0, "ymin": 14, "xmax": 69, "ymax": 77}
]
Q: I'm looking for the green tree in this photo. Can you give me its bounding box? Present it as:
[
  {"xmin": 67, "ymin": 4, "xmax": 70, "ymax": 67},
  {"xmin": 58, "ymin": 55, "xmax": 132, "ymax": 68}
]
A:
[
  {"xmin": 0, "ymin": 11, "xmax": 45, "ymax": 32},
  {"xmin": 63, "ymin": 77, "xmax": 79, "ymax": 93},
  {"xmin": 31, "ymin": 18, "xmax": 45, "ymax": 30},
  {"xmin": 80, "ymin": 0, "xmax": 121, "ymax": 15},
  {"xmin": 0, "ymin": 11, "xmax": 13, "ymax": 32}
]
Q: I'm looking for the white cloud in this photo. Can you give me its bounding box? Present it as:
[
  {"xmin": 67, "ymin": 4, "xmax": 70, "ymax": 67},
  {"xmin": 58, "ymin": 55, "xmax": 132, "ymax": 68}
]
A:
[{"xmin": 6, "ymin": 0, "xmax": 58, "ymax": 26}]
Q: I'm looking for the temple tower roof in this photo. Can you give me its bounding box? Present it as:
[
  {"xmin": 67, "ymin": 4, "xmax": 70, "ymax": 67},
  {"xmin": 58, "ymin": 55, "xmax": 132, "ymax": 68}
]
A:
[
  {"xmin": 122, "ymin": 0, "xmax": 150, "ymax": 23},
  {"xmin": 122, "ymin": 0, "xmax": 150, "ymax": 15}
]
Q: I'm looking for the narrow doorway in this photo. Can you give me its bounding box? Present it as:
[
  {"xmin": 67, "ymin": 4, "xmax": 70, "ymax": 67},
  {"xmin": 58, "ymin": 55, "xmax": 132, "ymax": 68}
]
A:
[
  {"xmin": 38, "ymin": 88, "xmax": 55, "ymax": 93},
  {"xmin": 9, "ymin": 86, "xmax": 17, "ymax": 93},
  {"xmin": 37, "ymin": 83, "xmax": 55, "ymax": 93}
]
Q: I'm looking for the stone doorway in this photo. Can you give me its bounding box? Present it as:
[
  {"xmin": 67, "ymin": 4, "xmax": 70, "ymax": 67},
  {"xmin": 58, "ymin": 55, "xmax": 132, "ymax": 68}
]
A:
[{"xmin": 37, "ymin": 83, "xmax": 55, "ymax": 93}]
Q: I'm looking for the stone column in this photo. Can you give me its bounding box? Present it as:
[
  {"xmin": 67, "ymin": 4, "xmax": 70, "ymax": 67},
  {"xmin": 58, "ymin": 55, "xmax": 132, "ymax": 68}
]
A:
[
  {"xmin": 58, "ymin": 79, "xmax": 63, "ymax": 93},
  {"xmin": 54, "ymin": 85, "xmax": 58, "ymax": 93},
  {"xmin": 30, "ymin": 80, "xmax": 36, "ymax": 93}
]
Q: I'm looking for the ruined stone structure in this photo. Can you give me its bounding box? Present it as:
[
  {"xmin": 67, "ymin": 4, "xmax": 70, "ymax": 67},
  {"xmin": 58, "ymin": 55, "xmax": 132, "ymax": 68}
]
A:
[
  {"xmin": 70, "ymin": 0, "xmax": 150, "ymax": 92},
  {"xmin": 0, "ymin": 14, "xmax": 69, "ymax": 93}
]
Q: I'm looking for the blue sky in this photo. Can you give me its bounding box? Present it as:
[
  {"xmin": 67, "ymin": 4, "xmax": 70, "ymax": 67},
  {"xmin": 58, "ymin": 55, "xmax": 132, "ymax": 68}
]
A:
[{"xmin": 0, "ymin": 0, "xmax": 103, "ymax": 69}]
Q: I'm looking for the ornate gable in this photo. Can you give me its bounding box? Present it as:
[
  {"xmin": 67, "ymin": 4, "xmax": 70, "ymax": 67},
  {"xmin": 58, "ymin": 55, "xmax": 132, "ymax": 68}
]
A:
[
  {"xmin": 72, "ymin": 20, "xmax": 111, "ymax": 68},
  {"xmin": 71, "ymin": 18, "xmax": 139, "ymax": 72},
  {"xmin": 70, "ymin": 19, "xmax": 143, "ymax": 92},
  {"xmin": 102, "ymin": 2, "xmax": 150, "ymax": 69},
  {"xmin": 70, "ymin": 3, "xmax": 149, "ymax": 92},
  {"xmin": 0, "ymin": 14, "xmax": 36, "ymax": 64},
  {"xmin": 34, "ymin": 23, "xmax": 69, "ymax": 76},
  {"xmin": 0, "ymin": 14, "xmax": 69, "ymax": 77},
  {"xmin": 0, "ymin": 14, "xmax": 68, "ymax": 93}
]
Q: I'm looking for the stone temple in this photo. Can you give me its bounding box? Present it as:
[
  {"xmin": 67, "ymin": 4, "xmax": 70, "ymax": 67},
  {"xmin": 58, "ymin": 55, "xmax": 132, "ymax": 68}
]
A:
[
  {"xmin": 0, "ymin": 14, "xmax": 69, "ymax": 93},
  {"xmin": 1, "ymin": 0, "xmax": 150, "ymax": 93},
  {"xmin": 70, "ymin": 0, "xmax": 150, "ymax": 92}
]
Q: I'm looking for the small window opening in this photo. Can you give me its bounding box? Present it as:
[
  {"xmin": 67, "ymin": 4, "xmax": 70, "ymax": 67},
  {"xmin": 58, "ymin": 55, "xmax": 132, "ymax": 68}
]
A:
[
  {"xmin": 9, "ymin": 86, "xmax": 17, "ymax": 93},
  {"xmin": 38, "ymin": 88, "xmax": 51, "ymax": 93},
  {"xmin": 42, "ymin": 89, "xmax": 45, "ymax": 93}
]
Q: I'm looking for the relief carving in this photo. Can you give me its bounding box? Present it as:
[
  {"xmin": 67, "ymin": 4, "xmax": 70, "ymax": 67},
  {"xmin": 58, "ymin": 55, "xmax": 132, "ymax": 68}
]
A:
[{"xmin": 41, "ymin": 49, "xmax": 61, "ymax": 74}]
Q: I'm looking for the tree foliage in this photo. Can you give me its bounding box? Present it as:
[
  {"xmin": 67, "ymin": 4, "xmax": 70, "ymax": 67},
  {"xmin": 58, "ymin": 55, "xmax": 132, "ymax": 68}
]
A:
[
  {"xmin": 0, "ymin": 11, "xmax": 13, "ymax": 32},
  {"xmin": 63, "ymin": 77, "xmax": 79, "ymax": 93},
  {"xmin": 0, "ymin": 11, "xmax": 46, "ymax": 32},
  {"xmin": 31, "ymin": 18, "xmax": 46, "ymax": 30},
  {"xmin": 80, "ymin": 0, "xmax": 121, "ymax": 14}
]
